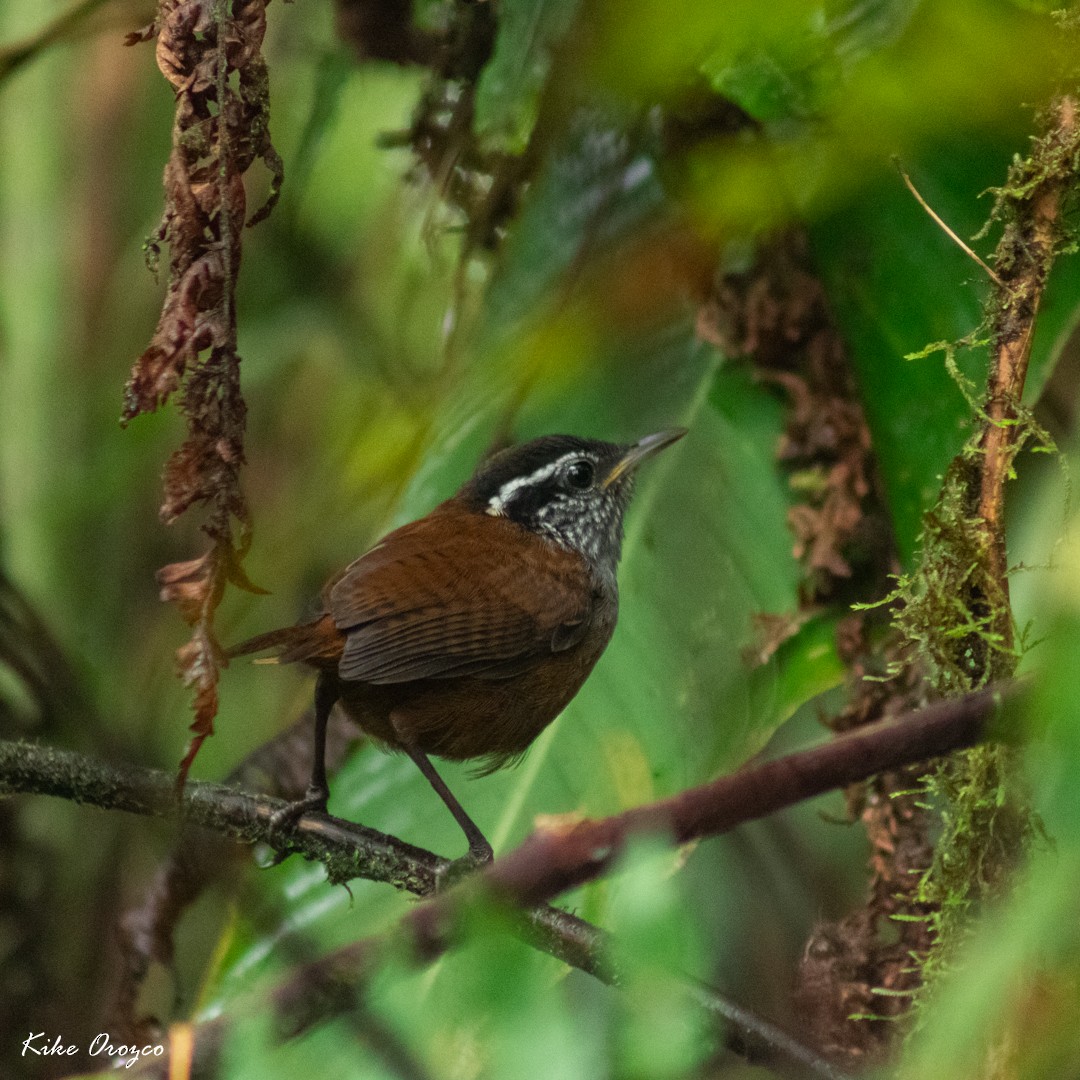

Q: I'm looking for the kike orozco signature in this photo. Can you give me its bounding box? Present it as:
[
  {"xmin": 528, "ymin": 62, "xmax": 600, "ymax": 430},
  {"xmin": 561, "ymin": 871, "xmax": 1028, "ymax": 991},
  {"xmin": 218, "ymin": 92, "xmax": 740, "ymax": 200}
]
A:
[{"xmin": 22, "ymin": 1032, "xmax": 165, "ymax": 1068}]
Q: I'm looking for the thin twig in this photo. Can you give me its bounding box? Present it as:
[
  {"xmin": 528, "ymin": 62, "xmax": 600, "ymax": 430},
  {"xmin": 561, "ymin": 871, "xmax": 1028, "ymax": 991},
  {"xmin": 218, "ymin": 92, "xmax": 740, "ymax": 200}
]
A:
[
  {"xmin": 893, "ymin": 157, "xmax": 1005, "ymax": 288},
  {"xmin": 249, "ymin": 910, "xmax": 855, "ymax": 1080}
]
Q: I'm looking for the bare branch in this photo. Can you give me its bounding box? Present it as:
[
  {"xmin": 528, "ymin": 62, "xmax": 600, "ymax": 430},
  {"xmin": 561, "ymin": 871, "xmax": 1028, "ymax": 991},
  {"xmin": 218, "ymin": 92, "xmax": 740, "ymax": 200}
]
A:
[
  {"xmin": 0, "ymin": 685, "xmax": 1010, "ymax": 908},
  {"xmin": 0, "ymin": 735, "xmax": 849, "ymax": 1078}
]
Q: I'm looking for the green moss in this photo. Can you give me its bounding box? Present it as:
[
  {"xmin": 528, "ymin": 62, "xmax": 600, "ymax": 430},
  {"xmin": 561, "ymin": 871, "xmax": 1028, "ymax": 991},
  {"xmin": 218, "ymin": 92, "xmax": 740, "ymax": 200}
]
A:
[
  {"xmin": 880, "ymin": 94, "xmax": 1079, "ymax": 984},
  {"xmin": 917, "ymin": 745, "xmax": 1036, "ymax": 977},
  {"xmin": 874, "ymin": 445, "xmax": 1041, "ymax": 1007},
  {"xmin": 881, "ymin": 457, "xmax": 1018, "ymax": 692}
]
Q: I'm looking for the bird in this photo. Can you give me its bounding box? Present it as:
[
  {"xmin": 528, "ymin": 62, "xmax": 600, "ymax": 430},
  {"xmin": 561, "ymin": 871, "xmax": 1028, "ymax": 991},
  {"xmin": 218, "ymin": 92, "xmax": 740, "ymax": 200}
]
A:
[{"xmin": 228, "ymin": 428, "xmax": 686, "ymax": 868}]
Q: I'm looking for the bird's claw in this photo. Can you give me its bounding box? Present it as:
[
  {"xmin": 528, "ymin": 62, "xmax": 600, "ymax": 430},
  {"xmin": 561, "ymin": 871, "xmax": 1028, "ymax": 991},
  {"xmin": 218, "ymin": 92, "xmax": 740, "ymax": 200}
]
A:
[
  {"xmin": 264, "ymin": 785, "xmax": 330, "ymax": 863},
  {"xmin": 435, "ymin": 840, "xmax": 494, "ymax": 892}
]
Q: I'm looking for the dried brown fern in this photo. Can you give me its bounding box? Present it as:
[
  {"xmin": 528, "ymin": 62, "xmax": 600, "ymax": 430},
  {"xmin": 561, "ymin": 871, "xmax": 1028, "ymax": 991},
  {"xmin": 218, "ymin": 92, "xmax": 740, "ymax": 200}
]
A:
[{"xmin": 123, "ymin": 0, "xmax": 282, "ymax": 786}]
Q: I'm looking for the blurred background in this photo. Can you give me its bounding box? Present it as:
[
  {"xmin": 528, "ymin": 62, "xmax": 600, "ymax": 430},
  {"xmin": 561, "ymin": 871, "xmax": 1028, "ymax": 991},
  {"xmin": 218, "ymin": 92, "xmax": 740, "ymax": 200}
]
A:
[{"xmin": 2, "ymin": 0, "xmax": 1080, "ymax": 1077}]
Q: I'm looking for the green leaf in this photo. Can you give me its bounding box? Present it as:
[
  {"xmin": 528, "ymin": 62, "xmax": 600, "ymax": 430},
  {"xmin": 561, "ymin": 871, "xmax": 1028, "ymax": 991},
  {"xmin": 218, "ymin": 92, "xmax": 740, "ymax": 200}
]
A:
[
  {"xmin": 811, "ymin": 129, "xmax": 1080, "ymax": 567},
  {"xmin": 810, "ymin": 139, "xmax": 1003, "ymax": 565},
  {"xmin": 398, "ymin": 903, "xmax": 601, "ymax": 1080},
  {"xmin": 607, "ymin": 836, "xmax": 711, "ymax": 1078},
  {"xmin": 473, "ymin": 0, "xmax": 581, "ymax": 155},
  {"xmin": 1026, "ymin": 249, "xmax": 1080, "ymax": 408},
  {"xmin": 680, "ymin": 1, "xmax": 1062, "ymax": 241},
  {"xmin": 208, "ymin": 115, "xmax": 840, "ymax": 1005},
  {"xmin": 479, "ymin": 111, "xmax": 667, "ymax": 335}
]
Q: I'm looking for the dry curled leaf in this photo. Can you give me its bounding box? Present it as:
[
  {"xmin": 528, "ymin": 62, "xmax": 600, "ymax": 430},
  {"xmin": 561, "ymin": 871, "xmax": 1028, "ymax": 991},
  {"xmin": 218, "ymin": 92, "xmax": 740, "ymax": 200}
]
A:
[
  {"xmin": 157, "ymin": 531, "xmax": 266, "ymax": 791},
  {"xmin": 739, "ymin": 609, "xmax": 812, "ymax": 669},
  {"xmin": 124, "ymin": 22, "xmax": 159, "ymax": 46}
]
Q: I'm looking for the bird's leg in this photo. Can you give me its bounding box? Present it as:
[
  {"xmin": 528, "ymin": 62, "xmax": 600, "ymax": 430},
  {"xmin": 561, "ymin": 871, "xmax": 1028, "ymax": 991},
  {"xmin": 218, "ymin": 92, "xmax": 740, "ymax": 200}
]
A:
[
  {"xmin": 404, "ymin": 744, "xmax": 494, "ymax": 874},
  {"xmin": 304, "ymin": 670, "xmax": 336, "ymax": 806},
  {"xmin": 268, "ymin": 671, "xmax": 337, "ymax": 845}
]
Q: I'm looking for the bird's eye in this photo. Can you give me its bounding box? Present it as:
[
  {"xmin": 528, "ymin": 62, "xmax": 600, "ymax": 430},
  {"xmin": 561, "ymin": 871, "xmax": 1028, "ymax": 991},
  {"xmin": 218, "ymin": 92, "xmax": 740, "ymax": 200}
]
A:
[{"xmin": 565, "ymin": 459, "xmax": 595, "ymax": 490}]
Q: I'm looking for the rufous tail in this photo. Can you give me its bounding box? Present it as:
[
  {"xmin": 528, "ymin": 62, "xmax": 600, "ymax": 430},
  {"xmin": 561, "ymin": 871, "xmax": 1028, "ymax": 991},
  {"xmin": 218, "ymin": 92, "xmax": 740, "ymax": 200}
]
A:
[{"xmin": 226, "ymin": 616, "xmax": 344, "ymax": 667}]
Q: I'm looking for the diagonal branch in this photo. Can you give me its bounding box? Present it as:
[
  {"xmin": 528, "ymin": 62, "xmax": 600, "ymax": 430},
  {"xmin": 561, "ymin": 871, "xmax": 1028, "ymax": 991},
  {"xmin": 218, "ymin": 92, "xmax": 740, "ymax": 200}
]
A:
[
  {"xmin": 478, "ymin": 685, "xmax": 1010, "ymax": 908},
  {"xmin": 239, "ymin": 895, "xmax": 854, "ymax": 1080},
  {"xmin": 0, "ymin": 738, "xmax": 439, "ymax": 894},
  {"xmin": 0, "ymin": 685, "xmax": 1011, "ymax": 907},
  {"xmin": 0, "ymin": 738, "xmax": 850, "ymax": 1079}
]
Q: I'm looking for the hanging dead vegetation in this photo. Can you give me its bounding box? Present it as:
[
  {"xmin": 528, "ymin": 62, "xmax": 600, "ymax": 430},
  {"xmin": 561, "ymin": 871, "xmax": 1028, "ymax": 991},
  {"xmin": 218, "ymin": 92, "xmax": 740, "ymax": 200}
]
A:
[{"xmin": 123, "ymin": 0, "xmax": 282, "ymax": 786}]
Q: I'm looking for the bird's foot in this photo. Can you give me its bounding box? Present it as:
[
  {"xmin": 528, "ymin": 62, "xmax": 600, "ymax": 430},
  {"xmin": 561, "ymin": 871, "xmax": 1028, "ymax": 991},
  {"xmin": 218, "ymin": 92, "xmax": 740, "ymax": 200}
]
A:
[
  {"xmin": 435, "ymin": 838, "xmax": 494, "ymax": 892},
  {"xmin": 264, "ymin": 785, "xmax": 330, "ymax": 862}
]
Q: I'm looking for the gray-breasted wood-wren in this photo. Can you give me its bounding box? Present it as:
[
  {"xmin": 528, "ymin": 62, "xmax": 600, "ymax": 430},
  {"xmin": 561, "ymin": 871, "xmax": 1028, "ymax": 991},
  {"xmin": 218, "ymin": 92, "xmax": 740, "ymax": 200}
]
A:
[{"xmin": 229, "ymin": 429, "xmax": 686, "ymax": 865}]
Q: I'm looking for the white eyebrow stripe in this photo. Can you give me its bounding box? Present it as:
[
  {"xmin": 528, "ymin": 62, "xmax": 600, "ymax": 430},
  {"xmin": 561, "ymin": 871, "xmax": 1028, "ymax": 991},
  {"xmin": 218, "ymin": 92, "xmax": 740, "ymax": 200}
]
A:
[{"xmin": 485, "ymin": 451, "xmax": 584, "ymax": 516}]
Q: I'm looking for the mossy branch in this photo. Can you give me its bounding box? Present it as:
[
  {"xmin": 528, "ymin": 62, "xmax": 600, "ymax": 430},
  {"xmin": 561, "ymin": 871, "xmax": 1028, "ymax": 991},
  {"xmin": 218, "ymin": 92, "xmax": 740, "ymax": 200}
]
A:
[
  {"xmin": 0, "ymin": 687, "xmax": 1011, "ymax": 910},
  {"xmin": 888, "ymin": 87, "xmax": 1080, "ymax": 1014},
  {"xmin": 0, "ymin": 729, "xmax": 904, "ymax": 1080},
  {"xmin": 975, "ymin": 92, "xmax": 1079, "ymax": 663}
]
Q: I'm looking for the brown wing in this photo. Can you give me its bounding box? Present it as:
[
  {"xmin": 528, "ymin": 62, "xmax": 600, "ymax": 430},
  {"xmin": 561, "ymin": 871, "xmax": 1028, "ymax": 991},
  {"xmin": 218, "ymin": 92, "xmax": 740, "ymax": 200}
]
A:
[{"xmin": 327, "ymin": 504, "xmax": 594, "ymax": 684}]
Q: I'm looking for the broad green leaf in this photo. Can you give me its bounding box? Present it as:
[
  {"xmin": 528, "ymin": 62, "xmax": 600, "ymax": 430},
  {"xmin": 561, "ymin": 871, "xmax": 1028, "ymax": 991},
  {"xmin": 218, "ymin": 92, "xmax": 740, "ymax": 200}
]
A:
[
  {"xmin": 479, "ymin": 111, "xmax": 667, "ymax": 335},
  {"xmin": 1027, "ymin": 249, "xmax": 1080, "ymax": 408},
  {"xmin": 680, "ymin": 1, "xmax": 1061, "ymax": 240},
  {"xmin": 208, "ymin": 115, "xmax": 836, "ymax": 1005},
  {"xmin": 391, "ymin": 903, "xmax": 605, "ymax": 1080},
  {"xmin": 607, "ymin": 837, "xmax": 711, "ymax": 1078}
]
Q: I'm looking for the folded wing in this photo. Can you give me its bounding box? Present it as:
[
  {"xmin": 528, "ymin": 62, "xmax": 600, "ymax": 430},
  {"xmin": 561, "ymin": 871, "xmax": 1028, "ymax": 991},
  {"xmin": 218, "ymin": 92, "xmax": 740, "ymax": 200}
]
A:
[{"xmin": 328, "ymin": 506, "xmax": 594, "ymax": 684}]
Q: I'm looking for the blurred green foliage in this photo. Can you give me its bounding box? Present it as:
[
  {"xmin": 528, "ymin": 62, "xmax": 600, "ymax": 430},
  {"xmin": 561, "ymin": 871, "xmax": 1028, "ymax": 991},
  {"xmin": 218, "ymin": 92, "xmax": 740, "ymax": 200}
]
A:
[{"xmin": 2, "ymin": 0, "xmax": 1080, "ymax": 1076}]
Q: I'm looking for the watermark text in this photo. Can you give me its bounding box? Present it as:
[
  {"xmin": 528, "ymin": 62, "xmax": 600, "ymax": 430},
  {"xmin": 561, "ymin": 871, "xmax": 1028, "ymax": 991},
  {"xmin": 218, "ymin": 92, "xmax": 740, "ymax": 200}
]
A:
[{"xmin": 22, "ymin": 1032, "xmax": 165, "ymax": 1069}]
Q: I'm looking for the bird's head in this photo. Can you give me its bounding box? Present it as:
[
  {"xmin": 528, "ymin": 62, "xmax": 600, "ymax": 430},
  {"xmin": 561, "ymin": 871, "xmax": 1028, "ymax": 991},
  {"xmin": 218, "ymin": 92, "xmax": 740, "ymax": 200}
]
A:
[{"xmin": 460, "ymin": 429, "xmax": 687, "ymax": 573}]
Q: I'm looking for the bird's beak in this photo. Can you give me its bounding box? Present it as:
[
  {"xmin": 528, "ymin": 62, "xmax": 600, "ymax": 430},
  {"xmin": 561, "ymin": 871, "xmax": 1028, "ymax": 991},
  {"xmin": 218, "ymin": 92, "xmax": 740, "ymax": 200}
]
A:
[{"xmin": 603, "ymin": 428, "xmax": 687, "ymax": 489}]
